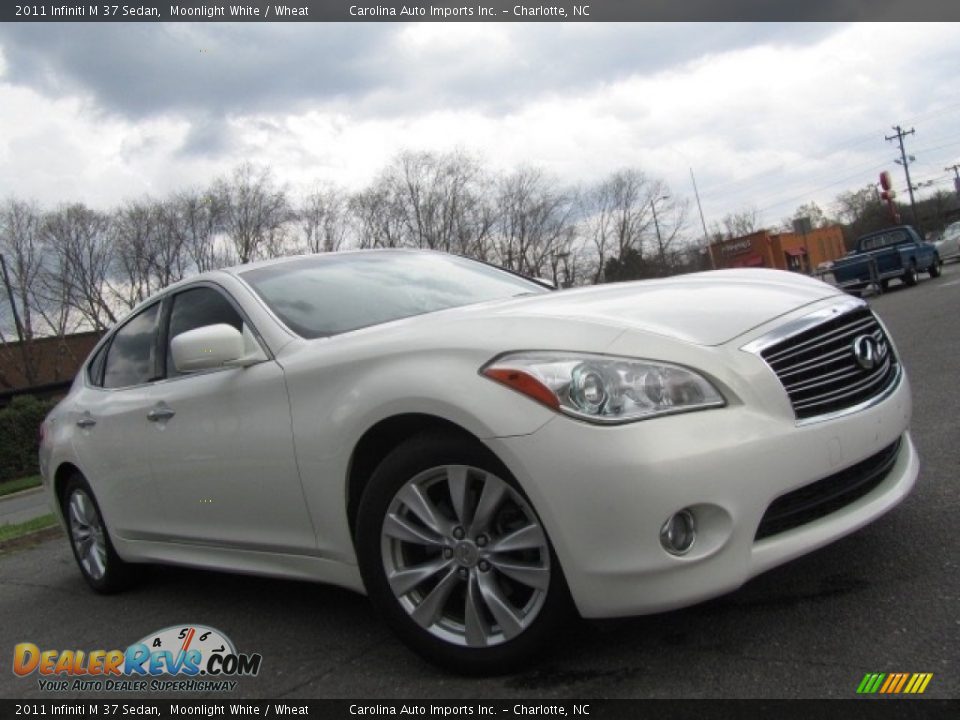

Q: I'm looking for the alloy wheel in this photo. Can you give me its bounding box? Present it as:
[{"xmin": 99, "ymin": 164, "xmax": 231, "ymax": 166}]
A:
[
  {"xmin": 68, "ymin": 489, "xmax": 108, "ymax": 581},
  {"xmin": 380, "ymin": 465, "xmax": 550, "ymax": 648}
]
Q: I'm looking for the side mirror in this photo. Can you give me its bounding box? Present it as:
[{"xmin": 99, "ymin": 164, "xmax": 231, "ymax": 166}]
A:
[{"xmin": 171, "ymin": 324, "xmax": 265, "ymax": 373}]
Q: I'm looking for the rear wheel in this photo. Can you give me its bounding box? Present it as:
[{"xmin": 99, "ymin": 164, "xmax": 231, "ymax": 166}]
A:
[
  {"xmin": 929, "ymin": 256, "xmax": 942, "ymax": 278},
  {"xmin": 61, "ymin": 474, "xmax": 136, "ymax": 593},
  {"xmin": 355, "ymin": 431, "xmax": 573, "ymax": 674},
  {"xmin": 903, "ymin": 262, "xmax": 918, "ymax": 286}
]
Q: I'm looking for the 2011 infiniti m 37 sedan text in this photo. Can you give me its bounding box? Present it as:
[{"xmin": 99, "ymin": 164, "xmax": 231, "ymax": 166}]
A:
[{"xmin": 40, "ymin": 250, "xmax": 918, "ymax": 673}]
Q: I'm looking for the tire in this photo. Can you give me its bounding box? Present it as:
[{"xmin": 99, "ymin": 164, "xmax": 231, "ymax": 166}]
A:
[
  {"xmin": 929, "ymin": 256, "xmax": 943, "ymax": 278},
  {"xmin": 61, "ymin": 473, "xmax": 137, "ymax": 593},
  {"xmin": 355, "ymin": 430, "xmax": 574, "ymax": 674},
  {"xmin": 903, "ymin": 262, "xmax": 918, "ymax": 286}
]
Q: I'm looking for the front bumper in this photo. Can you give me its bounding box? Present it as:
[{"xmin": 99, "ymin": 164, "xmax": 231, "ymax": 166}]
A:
[{"xmin": 488, "ymin": 368, "xmax": 915, "ymax": 619}]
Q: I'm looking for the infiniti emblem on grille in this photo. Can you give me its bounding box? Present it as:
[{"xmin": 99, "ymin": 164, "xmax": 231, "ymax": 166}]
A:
[{"xmin": 852, "ymin": 334, "xmax": 884, "ymax": 370}]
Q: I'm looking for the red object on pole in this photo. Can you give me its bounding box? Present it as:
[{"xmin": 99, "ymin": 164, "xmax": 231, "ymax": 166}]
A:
[{"xmin": 880, "ymin": 171, "xmax": 899, "ymax": 222}]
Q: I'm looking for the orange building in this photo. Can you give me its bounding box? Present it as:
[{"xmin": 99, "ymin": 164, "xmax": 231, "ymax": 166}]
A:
[{"xmin": 709, "ymin": 225, "xmax": 846, "ymax": 273}]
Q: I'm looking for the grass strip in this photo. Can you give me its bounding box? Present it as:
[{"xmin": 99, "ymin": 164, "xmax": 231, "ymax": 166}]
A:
[
  {"xmin": 0, "ymin": 475, "xmax": 42, "ymax": 498},
  {"xmin": 0, "ymin": 513, "xmax": 57, "ymax": 543}
]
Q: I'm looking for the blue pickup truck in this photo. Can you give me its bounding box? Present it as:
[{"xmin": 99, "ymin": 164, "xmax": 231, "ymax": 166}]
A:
[{"xmin": 832, "ymin": 225, "xmax": 942, "ymax": 293}]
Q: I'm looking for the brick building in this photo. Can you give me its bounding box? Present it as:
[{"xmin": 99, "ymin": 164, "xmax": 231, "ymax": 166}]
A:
[
  {"xmin": 709, "ymin": 225, "xmax": 846, "ymax": 273},
  {"xmin": 0, "ymin": 331, "xmax": 102, "ymax": 404}
]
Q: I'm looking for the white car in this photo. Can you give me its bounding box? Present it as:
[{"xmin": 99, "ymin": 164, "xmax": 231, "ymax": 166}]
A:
[
  {"xmin": 40, "ymin": 250, "xmax": 917, "ymax": 673},
  {"xmin": 933, "ymin": 221, "xmax": 960, "ymax": 260}
]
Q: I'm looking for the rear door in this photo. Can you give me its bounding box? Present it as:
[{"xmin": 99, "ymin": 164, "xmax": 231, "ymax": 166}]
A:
[
  {"xmin": 69, "ymin": 301, "xmax": 169, "ymax": 539},
  {"xmin": 143, "ymin": 283, "xmax": 316, "ymax": 553}
]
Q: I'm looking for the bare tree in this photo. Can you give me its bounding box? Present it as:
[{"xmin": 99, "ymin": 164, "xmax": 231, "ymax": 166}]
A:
[
  {"xmin": 296, "ymin": 185, "xmax": 350, "ymax": 254},
  {"xmin": 348, "ymin": 150, "xmax": 497, "ymax": 259},
  {"xmin": 582, "ymin": 169, "xmax": 653, "ymax": 283},
  {"xmin": 350, "ymin": 181, "xmax": 406, "ymax": 249},
  {"xmin": 42, "ymin": 204, "xmax": 117, "ymax": 331},
  {"xmin": 214, "ymin": 163, "xmax": 293, "ymax": 264},
  {"xmin": 786, "ymin": 202, "xmax": 831, "ymax": 231},
  {"xmin": 0, "ymin": 199, "xmax": 45, "ymax": 386},
  {"xmin": 108, "ymin": 199, "xmax": 179, "ymax": 309},
  {"xmin": 833, "ymin": 185, "xmax": 890, "ymax": 246},
  {"xmin": 719, "ymin": 208, "xmax": 761, "ymax": 239},
  {"xmin": 493, "ymin": 167, "xmax": 578, "ymax": 279},
  {"xmin": 162, "ymin": 189, "xmax": 227, "ymax": 273},
  {"xmin": 387, "ymin": 151, "xmax": 496, "ymax": 256}
]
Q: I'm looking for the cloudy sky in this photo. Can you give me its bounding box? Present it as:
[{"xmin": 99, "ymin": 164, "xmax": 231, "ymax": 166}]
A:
[{"xmin": 0, "ymin": 21, "xmax": 958, "ymax": 230}]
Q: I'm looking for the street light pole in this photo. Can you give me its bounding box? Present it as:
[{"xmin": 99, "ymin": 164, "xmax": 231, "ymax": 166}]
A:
[
  {"xmin": 651, "ymin": 195, "xmax": 669, "ymax": 274},
  {"xmin": 651, "ymin": 199, "xmax": 663, "ymax": 247},
  {"xmin": 688, "ymin": 167, "xmax": 714, "ymax": 269}
]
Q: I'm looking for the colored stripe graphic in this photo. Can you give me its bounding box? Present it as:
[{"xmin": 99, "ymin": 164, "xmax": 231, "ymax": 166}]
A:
[
  {"xmin": 879, "ymin": 674, "xmax": 896, "ymax": 693},
  {"xmin": 857, "ymin": 672, "xmax": 933, "ymax": 694}
]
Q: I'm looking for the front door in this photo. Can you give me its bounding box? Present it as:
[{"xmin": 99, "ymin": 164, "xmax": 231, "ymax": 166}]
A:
[{"xmin": 145, "ymin": 284, "xmax": 316, "ymax": 554}]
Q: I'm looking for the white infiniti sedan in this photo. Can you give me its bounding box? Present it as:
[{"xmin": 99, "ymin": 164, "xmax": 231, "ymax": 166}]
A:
[{"xmin": 39, "ymin": 250, "xmax": 917, "ymax": 673}]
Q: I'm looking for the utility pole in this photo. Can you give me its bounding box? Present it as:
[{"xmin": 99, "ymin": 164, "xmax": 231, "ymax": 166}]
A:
[
  {"xmin": 0, "ymin": 251, "xmax": 37, "ymax": 387},
  {"xmin": 886, "ymin": 125, "xmax": 920, "ymax": 233},
  {"xmin": 0, "ymin": 253, "xmax": 26, "ymax": 345},
  {"xmin": 947, "ymin": 164, "xmax": 960, "ymax": 196}
]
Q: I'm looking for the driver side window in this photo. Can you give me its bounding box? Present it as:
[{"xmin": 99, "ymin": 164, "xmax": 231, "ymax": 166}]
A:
[
  {"xmin": 102, "ymin": 302, "xmax": 161, "ymax": 389},
  {"xmin": 165, "ymin": 287, "xmax": 246, "ymax": 377}
]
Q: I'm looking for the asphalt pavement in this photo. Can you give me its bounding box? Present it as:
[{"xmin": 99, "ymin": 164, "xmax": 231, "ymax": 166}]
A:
[
  {"xmin": 1, "ymin": 263, "xmax": 957, "ymax": 700},
  {"xmin": 0, "ymin": 487, "xmax": 48, "ymax": 526}
]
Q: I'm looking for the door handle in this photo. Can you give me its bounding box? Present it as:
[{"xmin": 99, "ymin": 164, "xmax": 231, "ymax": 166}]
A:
[
  {"xmin": 147, "ymin": 407, "xmax": 176, "ymax": 422},
  {"xmin": 76, "ymin": 415, "xmax": 96, "ymax": 429}
]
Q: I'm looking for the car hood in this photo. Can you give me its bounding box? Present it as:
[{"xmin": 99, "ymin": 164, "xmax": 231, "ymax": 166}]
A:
[{"xmin": 485, "ymin": 268, "xmax": 843, "ymax": 346}]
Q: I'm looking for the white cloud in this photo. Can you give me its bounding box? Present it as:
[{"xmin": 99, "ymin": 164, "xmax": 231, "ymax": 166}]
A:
[{"xmin": 0, "ymin": 21, "xmax": 957, "ymax": 230}]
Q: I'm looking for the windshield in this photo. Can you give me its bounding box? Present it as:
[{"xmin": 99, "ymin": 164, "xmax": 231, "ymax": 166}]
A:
[{"xmin": 240, "ymin": 251, "xmax": 547, "ymax": 339}]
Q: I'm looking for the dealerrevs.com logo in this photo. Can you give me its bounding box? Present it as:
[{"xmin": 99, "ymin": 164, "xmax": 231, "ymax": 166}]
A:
[{"xmin": 13, "ymin": 624, "xmax": 262, "ymax": 693}]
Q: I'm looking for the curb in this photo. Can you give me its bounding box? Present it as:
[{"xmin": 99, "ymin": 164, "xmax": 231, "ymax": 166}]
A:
[
  {"xmin": 0, "ymin": 524, "xmax": 63, "ymax": 553},
  {"xmin": 0, "ymin": 485, "xmax": 44, "ymax": 502}
]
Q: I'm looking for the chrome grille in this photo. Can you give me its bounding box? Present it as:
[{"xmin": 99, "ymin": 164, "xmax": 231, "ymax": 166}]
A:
[{"xmin": 757, "ymin": 306, "xmax": 899, "ymax": 421}]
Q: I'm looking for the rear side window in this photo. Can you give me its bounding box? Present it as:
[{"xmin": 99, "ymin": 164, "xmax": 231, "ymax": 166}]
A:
[
  {"xmin": 861, "ymin": 229, "xmax": 909, "ymax": 251},
  {"xmin": 165, "ymin": 287, "xmax": 244, "ymax": 376},
  {"xmin": 87, "ymin": 342, "xmax": 109, "ymax": 387},
  {"xmin": 102, "ymin": 303, "xmax": 161, "ymax": 389}
]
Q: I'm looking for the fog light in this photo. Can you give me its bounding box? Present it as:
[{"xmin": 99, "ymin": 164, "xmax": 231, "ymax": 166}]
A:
[{"xmin": 660, "ymin": 509, "xmax": 696, "ymax": 555}]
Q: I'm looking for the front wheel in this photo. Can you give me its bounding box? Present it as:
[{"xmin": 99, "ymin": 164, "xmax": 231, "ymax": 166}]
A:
[
  {"xmin": 61, "ymin": 474, "xmax": 137, "ymax": 593},
  {"xmin": 355, "ymin": 431, "xmax": 573, "ymax": 674}
]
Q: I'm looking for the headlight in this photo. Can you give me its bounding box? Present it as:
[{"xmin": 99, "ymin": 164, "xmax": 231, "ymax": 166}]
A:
[{"xmin": 481, "ymin": 351, "xmax": 725, "ymax": 424}]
